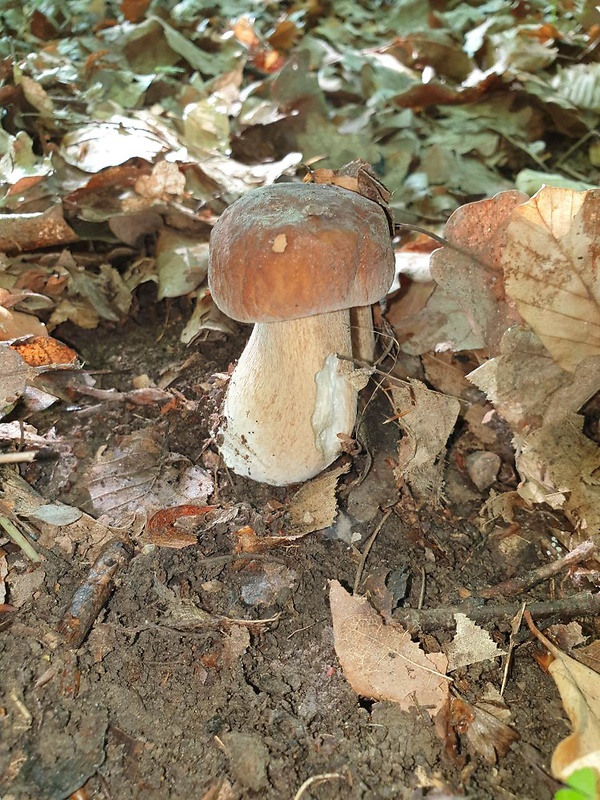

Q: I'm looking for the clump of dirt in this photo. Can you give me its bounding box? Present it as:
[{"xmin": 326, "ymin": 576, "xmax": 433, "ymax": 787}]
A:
[{"xmin": 0, "ymin": 306, "xmax": 582, "ymax": 799}]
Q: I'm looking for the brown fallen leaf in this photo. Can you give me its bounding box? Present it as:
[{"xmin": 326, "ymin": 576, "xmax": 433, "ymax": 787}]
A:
[
  {"xmin": 10, "ymin": 336, "xmax": 79, "ymax": 368},
  {"xmin": 430, "ymin": 190, "xmax": 527, "ymax": 352},
  {"xmin": 329, "ymin": 580, "xmax": 449, "ymax": 717},
  {"xmin": 449, "ymin": 689, "xmax": 519, "ymax": 764},
  {"xmin": 82, "ymin": 428, "xmax": 213, "ymax": 528},
  {"xmin": 145, "ymin": 505, "xmax": 216, "ymax": 548},
  {"xmin": 503, "ymin": 187, "xmax": 600, "ymax": 373},
  {"xmin": 526, "ymin": 612, "xmax": 600, "ymax": 781}
]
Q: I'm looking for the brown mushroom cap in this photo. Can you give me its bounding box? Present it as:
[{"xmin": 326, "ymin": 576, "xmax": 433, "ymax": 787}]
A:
[{"xmin": 208, "ymin": 182, "xmax": 395, "ymax": 323}]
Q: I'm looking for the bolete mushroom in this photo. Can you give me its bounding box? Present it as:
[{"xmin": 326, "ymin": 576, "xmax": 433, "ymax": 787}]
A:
[{"xmin": 208, "ymin": 182, "xmax": 395, "ymax": 485}]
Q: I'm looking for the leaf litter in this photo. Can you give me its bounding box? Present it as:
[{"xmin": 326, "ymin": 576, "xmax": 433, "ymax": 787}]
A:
[{"xmin": 0, "ymin": 1, "xmax": 600, "ymax": 798}]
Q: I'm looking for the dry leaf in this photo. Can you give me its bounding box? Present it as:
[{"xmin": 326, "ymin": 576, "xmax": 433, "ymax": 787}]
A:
[
  {"xmin": 516, "ymin": 414, "xmax": 600, "ymax": 532},
  {"xmin": 449, "ymin": 691, "xmax": 519, "ymax": 764},
  {"xmin": 145, "ymin": 505, "xmax": 215, "ymax": 548},
  {"xmin": 330, "ymin": 580, "xmax": 449, "ymax": 717},
  {"xmin": 430, "ymin": 190, "xmax": 527, "ymax": 351},
  {"xmin": 503, "ymin": 187, "xmax": 600, "ymax": 373},
  {"xmin": 527, "ymin": 614, "xmax": 600, "ymax": 781},
  {"xmin": 468, "ymin": 328, "xmax": 600, "ymax": 434},
  {"xmin": 82, "ymin": 428, "xmax": 213, "ymax": 528},
  {"xmin": 286, "ymin": 462, "xmax": 350, "ymax": 537},
  {"xmin": 447, "ymin": 614, "xmax": 506, "ymax": 671},
  {"xmin": 391, "ymin": 380, "xmax": 460, "ymax": 504}
]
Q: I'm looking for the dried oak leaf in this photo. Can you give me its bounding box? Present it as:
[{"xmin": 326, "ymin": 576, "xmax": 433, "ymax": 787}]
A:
[
  {"xmin": 330, "ymin": 580, "xmax": 449, "ymax": 717},
  {"xmin": 429, "ymin": 190, "xmax": 527, "ymax": 352},
  {"xmin": 503, "ymin": 187, "xmax": 600, "ymax": 373}
]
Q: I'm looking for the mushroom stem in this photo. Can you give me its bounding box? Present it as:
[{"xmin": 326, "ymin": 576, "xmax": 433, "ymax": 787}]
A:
[
  {"xmin": 219, "ymin": 310, "xmax": 357, "ymax": 485},
  {"xmin": 350, "ymin": 304, "xmax": 376, "ymax": 363}
]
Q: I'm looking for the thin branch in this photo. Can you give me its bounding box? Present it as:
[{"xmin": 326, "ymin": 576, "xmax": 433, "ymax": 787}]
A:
[
  {"xmin": 393, "ymin": 592, "xmax": 600, "ymax": 633},
  {"xmin": 476, "ymin": 540, "xmax": 596, "ymax": 599}
]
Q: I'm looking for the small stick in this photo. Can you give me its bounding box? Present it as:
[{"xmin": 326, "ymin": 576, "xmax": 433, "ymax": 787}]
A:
[
  {"xmin": 293, "ymin": 773, "xmax": 347, "ymax": 800},
  {"xmin": 476, "ymin": 540, "xmax": 596, "ymax": 599},
  {"xmin": 0, "ymin": 448, "xmax": 58, "ymax": 465},
  {"xmin": 393, "ymin": 592, "xmax": 600, "ymax": 633},
  {"xmin": 353, "ymin": 508, "xmax": 392, "ymax": 594},
  {"xmin": 0, "ymin": 515, "xmax": 43, "ymax": 562},
  {"xmin": 58, "ymin": 538, "xmax": 133, "ymax": 647},
  {"xmin": 500, "ymin": 602, "xmax": 526, "ymax": 697}
]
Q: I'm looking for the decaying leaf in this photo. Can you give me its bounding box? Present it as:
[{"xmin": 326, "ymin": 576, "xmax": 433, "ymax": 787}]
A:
[
  {"xmin": 0, "ymin": 347, "xmax": 35, "ymax": 419},
  {"xmin": 516, "ymin": 414, "xmax": 600, "ymax": 533},
  {"xmin": 82, "ymin": 428, "xmax": 213, "ymax": 528},
  {"xmin": 330, "ymin": 580, "xmax": 449, "ymax": 717},
  {"xmin": 449, "ymin": 687, "xmax": 519, "ymax": 764},
  {"xmin": 391, "ymin": 380, "xmax": 460, "ymax": 504},
  {"xmin": 503, "ymin": 187, "xmax": 600, "ymax": 373},
  {"xmin": 285, "ymin": 462, "xmax": 350, "ymax": 537},
  {"xmin": 145, "ymin": 505, "xmax": 215, "ymax": 549},
  {"xmin": 527, "ymin": 613, "xmax": 600, "ymax": 781},
  {"xmin": 430, "ymin": 190, "xmax": 527, "ymax": 352},
  {"xmin": 447, "ymin": 613, "xmax": 506, "ymax": 671}
]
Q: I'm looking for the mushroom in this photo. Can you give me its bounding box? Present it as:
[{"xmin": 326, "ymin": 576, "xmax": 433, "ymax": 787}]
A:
[{"xmin": 208, "ymin": 182, "xmax": 395, "ymax": 485}]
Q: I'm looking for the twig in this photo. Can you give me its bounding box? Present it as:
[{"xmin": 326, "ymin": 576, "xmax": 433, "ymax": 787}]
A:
[
  {"xmin": 500, "ymin": 602, "xmax": 526, "ymax": 697},
  {"xmin": 0, "ymin": 515, "xmax": 43, "ymax": 562},
  {"xmin": 394, "ymin": 223, "xmax": 448, "ymax": 247},
  {"xmin": 0, "ymin": 448, "xmax": 58, "ymax": 465},
  {"xmin": 58, "ymin": 538, "xmax": 133, "ymax": 647},
  {"xmin": 293, "ymin": 773, "xmax": 347, "ymax": 800},
  {"xmin": 476, "ymin": 540, "xmax": 596, "ymax": 599},
  {"xmin": 418, "ymin": 565, "xmax": 426, "ymax": 610},
  {"xmin": 393, "ymin": 592, "xmax": 600, "ymax": 632},
  {"xmin": 353, "ymin": 508, "xmax": 392, "ymax": 594}
]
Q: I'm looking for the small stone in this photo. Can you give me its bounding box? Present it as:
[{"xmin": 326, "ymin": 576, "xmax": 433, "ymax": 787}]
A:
[
  {"xmin": 465, "ymin": 451, "xmax": 501, "ymax": 491},
  {"xmin": 221, "ymin": 731, "xmax": 269, "ymax": 791}
]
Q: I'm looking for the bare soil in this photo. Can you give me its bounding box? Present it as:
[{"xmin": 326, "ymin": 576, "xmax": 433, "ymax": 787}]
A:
[{"xmin": 0, "ymin": 295, "xmax": 583, "ymax": 800}]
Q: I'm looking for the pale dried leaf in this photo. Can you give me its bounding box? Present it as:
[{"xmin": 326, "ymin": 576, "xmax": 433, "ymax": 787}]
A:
[
  {"xmin": 82, "ymin": 428, "xmax": 213, "ymax": 527},
  {"xmin": 430, "ymin": 190, "xmax": 527, "ymax": 351},
  {"xmin": 573, "ymin": 641, "xmax": 600, "ymax": 673},
  {"xmin": 547, "ymin": 623, "xmax": 588, "ymax": 653},
  {"xmin": 286, "ymin": 462, "xmax": 350, "ymax": 537},
  {"xmin": 221, "ymin": 626, "xmax": 250, "ymax": 667},
  {"xmin": 330, "ymin": 580, "xmax": 449, "ymax": 717},
  {"xmin": 180, "ymin": 292, "xmax": 238, "ymax": 344},
  {"xmin": 467, "ymin": 328, "xmax": 600, "ymax": 433},
  {"xmin": 0, "ymin": 346, "xmax": 34, "ymax": 418},
  {"xmin": 60, "ymin": 115, "xmax": 171, "ymax": 172},
  {"xmin": 156, "ymin": 232, "xmax": 209, "ymax": 299},
  {"xmin": 447, "ymin": 614, "xmax": 506, "ymax": 671},
  {"xmin": 388, "ymin": 283, "xmax": 484, "ymax": 356},
  {"xmin": 516, "ymin": 414, "xmax": 600, "ymax": 532},
  {"xmin": 391, "ymin": 380, "xmax": 460, "ymax": 504},
  {"xmin": 529, "ymin": 620, "xmax": 600, "ymax": 781},
  {"xmin": 503, "ymin": 187, "xmax": 600, "ymax": 373}
]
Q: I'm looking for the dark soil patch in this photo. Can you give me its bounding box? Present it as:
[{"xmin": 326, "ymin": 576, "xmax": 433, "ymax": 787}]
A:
[{"xmin": 0, "ymin": 305, "xmax": 582, "ymax": 800}]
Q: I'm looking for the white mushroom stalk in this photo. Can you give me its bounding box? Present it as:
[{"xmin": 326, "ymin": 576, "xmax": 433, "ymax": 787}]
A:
[{"xmin": 219, "ymin": 311, "xmax": 357, "ymax": 485}]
